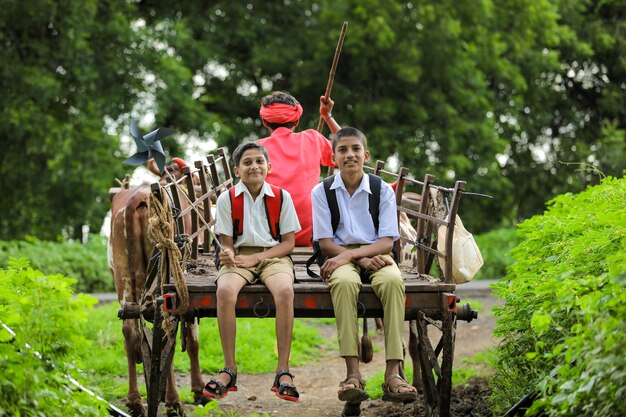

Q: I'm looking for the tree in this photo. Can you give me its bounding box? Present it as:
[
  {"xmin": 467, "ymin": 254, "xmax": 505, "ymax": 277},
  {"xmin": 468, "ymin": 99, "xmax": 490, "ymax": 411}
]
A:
[
  {"xmin": 2, "ymin": 0, "xmax": 623, "ymax": 240},
  {"xmin": 166, "ymin": 0, "xmax": 623, "ymax": 232},
  {"xmin": 489, "ymin": 0, "xmax": 626, "ymax": 223},
  {"xmin": 0, "ymin": 0, "xmax": 204, "ymax": 240}
]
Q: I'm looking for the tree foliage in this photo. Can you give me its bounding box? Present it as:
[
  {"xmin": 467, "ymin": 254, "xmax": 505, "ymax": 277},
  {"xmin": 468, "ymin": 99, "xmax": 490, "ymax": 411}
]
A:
[
  {"xmin": 1, "ymin": 0, "xmax": 624, "ymax": 239},
  {"xmin": 146, "ymin": 0, "xmax": 624, "ymax": 232},
  {"xmin": 1, "ymin": 1, "xmax": 127, "ymax": 239},
  {"xmin": 0, "ymin": 0, "xmax": 205, "ymax": 240},
  {"xmin": 0, "ymin": 235, "xmax": 113, "ymax": 292}
]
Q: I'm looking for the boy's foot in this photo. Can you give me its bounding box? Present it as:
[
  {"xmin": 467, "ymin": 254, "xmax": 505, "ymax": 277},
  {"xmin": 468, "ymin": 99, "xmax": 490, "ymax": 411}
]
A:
[
  {"xmin": 271, "ymin": 369, "xmax": 300, "ymax": 402},
  {"xmin": 381, "ymin": 374, "xmax": 417, "ymax": 403},
  {"xmin": 202, "ymin": 367, "xmax": 238, "ymax": 399},
  {"xmin": 338, "ymin": 375, "xmax": 369, "ymax": 402}
]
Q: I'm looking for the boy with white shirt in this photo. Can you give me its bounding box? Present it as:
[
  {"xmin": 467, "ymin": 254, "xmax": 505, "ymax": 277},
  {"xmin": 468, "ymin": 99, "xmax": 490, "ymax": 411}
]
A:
[
  {"xmin": 311, "ymin": 127, "xmax": 418, "ymax": 403},
  {"xmin": 203, "ymin": 142, "xmax": 301, "ymax": 402}
]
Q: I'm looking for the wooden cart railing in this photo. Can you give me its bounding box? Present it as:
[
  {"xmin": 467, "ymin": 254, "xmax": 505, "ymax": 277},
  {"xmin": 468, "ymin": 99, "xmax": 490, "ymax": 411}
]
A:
[{"xmin": 138, "ymin": 147, "xmax": 478, "ymax": 417}]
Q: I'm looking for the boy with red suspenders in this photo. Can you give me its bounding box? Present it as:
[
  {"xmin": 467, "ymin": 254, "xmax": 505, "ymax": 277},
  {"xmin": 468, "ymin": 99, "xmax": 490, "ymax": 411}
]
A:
[{"xmin": 203, "ymin": 142, "xmax": 301, "ymax": 402}]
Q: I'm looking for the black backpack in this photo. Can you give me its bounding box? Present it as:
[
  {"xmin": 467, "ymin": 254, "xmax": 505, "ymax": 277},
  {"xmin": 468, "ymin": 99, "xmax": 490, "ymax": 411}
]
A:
[{"xmin": 306, "ymin": 174, "xmax": 385, "ymax": 278}]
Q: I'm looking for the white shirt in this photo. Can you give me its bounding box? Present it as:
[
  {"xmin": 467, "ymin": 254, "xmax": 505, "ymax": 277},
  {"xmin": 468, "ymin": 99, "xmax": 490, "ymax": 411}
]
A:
[
  {"xmin": 311, "ymin": 174, "xmax": 399, "ymax": 245},
  {"xmin": 215, "ymin": 181, "xmax": 301, "ymax": 248}
]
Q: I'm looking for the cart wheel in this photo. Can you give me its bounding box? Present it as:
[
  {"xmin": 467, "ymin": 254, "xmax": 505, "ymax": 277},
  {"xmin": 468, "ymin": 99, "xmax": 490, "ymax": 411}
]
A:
[
  {"xmin": 143, "ymin": 297, "xmax": 179, "ymax": 417},
  {"xmin": 438, "ymin": 307, "xmax": 457, "ymax": 417},
  {"xmin": 413, "ymin": 309, "xmax": 457, "ymax": 417},
  {"xmin": 408, "ymin": 320, "xmax": 423, "ymax": 394}
]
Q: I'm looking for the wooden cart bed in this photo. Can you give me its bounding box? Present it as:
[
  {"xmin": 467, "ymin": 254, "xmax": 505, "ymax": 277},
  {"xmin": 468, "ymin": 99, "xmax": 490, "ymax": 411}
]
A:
[{"xmin": 136, "ymin": 147, "xmax": 478, "ymax": 417}]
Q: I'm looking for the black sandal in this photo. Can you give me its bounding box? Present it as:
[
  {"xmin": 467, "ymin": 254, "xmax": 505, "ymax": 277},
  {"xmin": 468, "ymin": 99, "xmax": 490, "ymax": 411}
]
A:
[
  {"xmin": 202, "ymin": 367, "xmax": 238, "ymax": 399},
  {"xmin": 271, "ymin": 369, "xmax": 300, "ymax": 402},
  {"xmin": 381, "ymin": 374, "xmax": 417, "ymax": 403}
]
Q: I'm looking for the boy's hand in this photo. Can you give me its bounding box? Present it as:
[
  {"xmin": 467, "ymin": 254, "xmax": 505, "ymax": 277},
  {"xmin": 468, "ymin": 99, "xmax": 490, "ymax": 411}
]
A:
[
  {"xmin": 356, "ymin": 255, "xmax": 393, "ymax": 272},
  {"xmin": 320, "ymin": 251, "xmax": 352, "ymax": 280},
  {"xmin": 219, "ymin": 248, "xmax": 236, "ymax": 267},
  {"xmin": 234, "ymin": 253, "xmax": 260, "ymax": 268},
  {"xmin": 319, "ymin": 96, "xmax": 335, "ymax": 119}
]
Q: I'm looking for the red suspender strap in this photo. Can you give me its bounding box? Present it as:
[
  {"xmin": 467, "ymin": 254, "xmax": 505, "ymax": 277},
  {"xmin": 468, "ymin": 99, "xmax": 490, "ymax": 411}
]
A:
[
  {"xmin": 264, "ymin": 184, "xmax": 283, "ymax": 241},
  {"xmin": 230, "ymin": 185, "xmax": 283, "ymax": 243},
  {"xmin": 229, "ymin": 187, "xmax": 244, "ymax": 242}
]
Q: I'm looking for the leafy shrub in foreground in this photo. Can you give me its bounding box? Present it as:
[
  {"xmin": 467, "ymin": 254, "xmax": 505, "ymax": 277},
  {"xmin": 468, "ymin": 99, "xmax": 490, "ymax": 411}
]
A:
[
  {"xmin": 490, "ymin": 177, "xmax": 626, "ymax": 416},
  {"xmin": 0, "ymin": 257, "xmax": 106, "ymax": 416},
  {"xmin": 0, "ymin": 235, "xmax": 113, "ymax": 293},
  {"xmin": 474, "ymin": 227, "xmax": 519, "ymax": 280}
]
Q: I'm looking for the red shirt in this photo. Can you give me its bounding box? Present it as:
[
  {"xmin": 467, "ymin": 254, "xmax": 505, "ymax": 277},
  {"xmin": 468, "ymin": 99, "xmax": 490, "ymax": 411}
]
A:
[{"xmin": 258, "ymin": 127, "xmax": 334, "ymax": 246}]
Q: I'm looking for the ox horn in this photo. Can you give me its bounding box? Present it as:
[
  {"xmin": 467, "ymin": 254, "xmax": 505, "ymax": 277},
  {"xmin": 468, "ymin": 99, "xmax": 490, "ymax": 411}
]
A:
[{"xmin": 147, "ymin": 158, "xmax": 161, "ymax": 176}]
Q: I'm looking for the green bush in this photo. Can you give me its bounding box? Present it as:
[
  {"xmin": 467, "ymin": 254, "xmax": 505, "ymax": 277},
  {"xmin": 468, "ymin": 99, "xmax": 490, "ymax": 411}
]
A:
[
  {"xmin": 490, "ymin": 176, "xmax": 626, "ymax": 416},
  {"xmin": 0, "ymin": 257, "xmax": 107, "ymax": 416},
  {"xmin": 0, "ymin": 235, "xmax": 113, "ymax": 293},
  {"xmin": 474, "ymin": 227, "xmax": 520, "ymax": 280}
]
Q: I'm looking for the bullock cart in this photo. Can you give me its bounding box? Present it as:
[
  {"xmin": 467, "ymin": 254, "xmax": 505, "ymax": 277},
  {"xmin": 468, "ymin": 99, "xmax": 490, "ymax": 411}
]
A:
[{"xmin": 119, "ymin": 147, "xmax": 478, "ymax": 417}]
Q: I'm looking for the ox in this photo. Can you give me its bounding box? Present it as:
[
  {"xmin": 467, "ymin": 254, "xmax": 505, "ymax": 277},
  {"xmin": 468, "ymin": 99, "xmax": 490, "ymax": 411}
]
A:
[{"xmin": 109, "ymin": 158, "xmax": 204, "ymax": 417}]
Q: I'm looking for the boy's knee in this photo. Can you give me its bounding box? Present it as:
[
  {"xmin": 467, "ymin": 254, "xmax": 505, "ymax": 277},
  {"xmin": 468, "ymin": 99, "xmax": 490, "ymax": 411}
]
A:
[
  {"xmin": 375, "ymin": 272, "xmax": 405, "ymax": 296},
  {"xmin": 379, "ymin": 268, "xmax": 403, "ymax": 285},
  {"xmin": 330, "ymin": 276, "xmax": 360, "ymax": 293},
  {"xmin": 216, "ymin": 284, "xmax": 238, "ymax": 304},
  {"xmin": 274, "ymin": 284, "xmax": 294, "ymax": 304},
  {"xmin": 387, "ymin": 272, "xmax": 404, "ymax": 287}
]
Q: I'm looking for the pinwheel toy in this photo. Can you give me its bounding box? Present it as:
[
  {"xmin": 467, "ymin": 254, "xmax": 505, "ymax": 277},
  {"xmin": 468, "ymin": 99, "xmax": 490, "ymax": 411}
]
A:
[
  {"xmin": 124, "ymin": 119, "xmax": 174, "ymax": 175},
  {"xmin": 121, "ymin": 119, "xmax": 223, "ymax": 250}
]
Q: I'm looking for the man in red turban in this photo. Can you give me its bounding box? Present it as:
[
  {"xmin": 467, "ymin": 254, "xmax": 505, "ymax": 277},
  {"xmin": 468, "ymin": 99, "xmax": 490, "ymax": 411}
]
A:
[{"xmin": 257, "ymin": 92, "xmax": 340, "ymax": 246}]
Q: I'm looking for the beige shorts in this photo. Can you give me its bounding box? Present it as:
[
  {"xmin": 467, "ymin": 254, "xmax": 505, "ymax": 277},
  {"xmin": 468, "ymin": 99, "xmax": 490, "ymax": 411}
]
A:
[{"xmin": 216, "ymin": 246, "xmax": 294, "ymax": 284}]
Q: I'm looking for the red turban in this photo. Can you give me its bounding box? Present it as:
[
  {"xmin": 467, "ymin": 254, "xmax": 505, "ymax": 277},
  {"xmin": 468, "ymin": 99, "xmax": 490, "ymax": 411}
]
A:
[{"xmin": 260, "ymin": 103, "xmax": 303, "ymax": 124}]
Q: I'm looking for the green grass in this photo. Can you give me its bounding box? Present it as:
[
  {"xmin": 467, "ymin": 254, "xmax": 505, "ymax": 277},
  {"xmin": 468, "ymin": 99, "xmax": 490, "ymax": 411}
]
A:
[
  {"xmin": 473, "ymin": 227, "xmax": 519, "ymax": 280},
  {"xmin": 461, "ymin": 298, "xmax": 485, "ymax": 312},
  {"xmin": 74, "ymin": 303, "xmax": 330, "ymax": 402}
]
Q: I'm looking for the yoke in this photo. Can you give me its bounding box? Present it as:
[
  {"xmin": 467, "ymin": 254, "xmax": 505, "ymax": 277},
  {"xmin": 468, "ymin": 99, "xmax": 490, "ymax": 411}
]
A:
[{"xmin": 127, "ymin": 147, "xmax": 479, "ymax": 417}]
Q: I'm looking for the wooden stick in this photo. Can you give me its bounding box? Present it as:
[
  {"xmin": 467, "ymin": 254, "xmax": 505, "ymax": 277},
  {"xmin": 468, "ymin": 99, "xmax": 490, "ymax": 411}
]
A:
[{"xmin": 317, "ymin": 21, "xmax": 348, "ymax": 133}]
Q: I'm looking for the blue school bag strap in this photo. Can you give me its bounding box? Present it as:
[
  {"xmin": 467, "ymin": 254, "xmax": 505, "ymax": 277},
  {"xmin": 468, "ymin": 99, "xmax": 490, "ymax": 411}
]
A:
[{"xmin": 229, "ymin": 184, "xmax": 284, "ymax": 244}]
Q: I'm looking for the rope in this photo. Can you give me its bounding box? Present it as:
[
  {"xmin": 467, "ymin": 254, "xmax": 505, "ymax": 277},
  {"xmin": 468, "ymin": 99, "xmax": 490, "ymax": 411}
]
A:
[{"xmin": 148, "ymin": 189, "xmax": 190, "ymax": 321}]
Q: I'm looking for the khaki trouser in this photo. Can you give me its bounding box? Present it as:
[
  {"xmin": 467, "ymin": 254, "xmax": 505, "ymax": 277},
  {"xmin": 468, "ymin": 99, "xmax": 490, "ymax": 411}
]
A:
[
  {"xmin": 216, "ymin": 246, "xmax": 294, "ymax": 284},
  {"xmin": 327, "ymin": 254, "xmax": 405, "ymax": 360}
]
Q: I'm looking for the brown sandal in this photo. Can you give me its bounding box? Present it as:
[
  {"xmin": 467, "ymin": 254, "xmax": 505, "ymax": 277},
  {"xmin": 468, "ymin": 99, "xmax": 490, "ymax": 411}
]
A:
[
  {"xmin": 381, "ymin": 374, "xmax": 418, "ymax": 403},
  {"xmin": 338, "ymin": 374, "xmax": 369, "ymax": 402}
]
